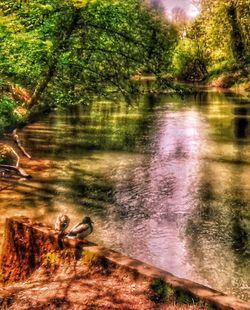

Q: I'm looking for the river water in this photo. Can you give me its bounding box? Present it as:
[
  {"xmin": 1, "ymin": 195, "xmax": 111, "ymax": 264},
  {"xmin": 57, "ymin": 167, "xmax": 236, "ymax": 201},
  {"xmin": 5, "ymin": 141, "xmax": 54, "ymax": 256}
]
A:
[{"xmin": 0, "ymin": 89, "xmax": 249, "ymax": 300}]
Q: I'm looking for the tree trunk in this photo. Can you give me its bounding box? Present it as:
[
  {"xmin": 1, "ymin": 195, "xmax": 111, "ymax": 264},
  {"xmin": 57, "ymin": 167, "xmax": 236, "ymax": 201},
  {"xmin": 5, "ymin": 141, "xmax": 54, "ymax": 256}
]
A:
[
  {"xmin": 28, "ymin": 64, "xmax": 56, "ymax": 108},
  {"xmin": 226, "ymin": 2, "xmax": 246, "ymax": 63}
]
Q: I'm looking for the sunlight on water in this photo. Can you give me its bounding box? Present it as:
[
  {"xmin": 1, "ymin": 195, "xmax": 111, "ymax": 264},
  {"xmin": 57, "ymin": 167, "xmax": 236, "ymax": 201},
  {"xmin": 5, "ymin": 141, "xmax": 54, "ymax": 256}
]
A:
[{"xmin": 0, "ymin": 90, "xmax": 249, "ymax": 300}]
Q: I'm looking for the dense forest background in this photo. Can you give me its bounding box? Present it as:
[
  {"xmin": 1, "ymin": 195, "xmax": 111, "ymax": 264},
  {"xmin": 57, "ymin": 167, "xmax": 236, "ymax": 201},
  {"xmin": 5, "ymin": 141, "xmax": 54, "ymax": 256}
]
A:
[{"xmin": 0, "ymin": 0, "xmax": 249, "ymax": 135}]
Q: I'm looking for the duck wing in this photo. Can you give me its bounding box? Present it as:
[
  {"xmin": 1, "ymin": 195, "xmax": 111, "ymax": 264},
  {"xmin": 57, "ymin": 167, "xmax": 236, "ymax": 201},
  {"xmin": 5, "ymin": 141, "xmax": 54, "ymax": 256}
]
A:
[{"xmin": 68, "ymin": 223, "xmax": 89, "ymax": 236}]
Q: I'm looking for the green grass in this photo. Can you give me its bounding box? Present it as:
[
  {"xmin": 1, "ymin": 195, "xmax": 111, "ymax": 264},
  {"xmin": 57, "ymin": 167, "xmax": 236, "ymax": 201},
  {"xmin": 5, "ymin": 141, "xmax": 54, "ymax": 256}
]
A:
[{"xmin": 150, "ymin": 278, "xmax": 175, "ymax": 303}]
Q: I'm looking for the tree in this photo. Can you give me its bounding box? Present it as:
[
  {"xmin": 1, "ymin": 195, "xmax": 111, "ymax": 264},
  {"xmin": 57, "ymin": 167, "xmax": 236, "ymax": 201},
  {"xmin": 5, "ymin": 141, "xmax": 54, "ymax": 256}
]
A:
[
  {"xmin": 226, "ymin": 0, "xmax": 248, "ymax": 63},
  {"xmin": 0, "ymin": 0, "xmax": 178, "ymax": 113},
  {"xmin": 190, "ymin": 0, "xmax": 250, "ymax": 66}
]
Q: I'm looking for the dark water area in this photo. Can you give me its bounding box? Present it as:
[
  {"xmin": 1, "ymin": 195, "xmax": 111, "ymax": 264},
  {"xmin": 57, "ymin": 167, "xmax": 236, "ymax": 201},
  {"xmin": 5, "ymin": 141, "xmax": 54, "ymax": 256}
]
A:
[{"xmin": 1, "ymin": 90, "xmax": 249, "ymax": 300}]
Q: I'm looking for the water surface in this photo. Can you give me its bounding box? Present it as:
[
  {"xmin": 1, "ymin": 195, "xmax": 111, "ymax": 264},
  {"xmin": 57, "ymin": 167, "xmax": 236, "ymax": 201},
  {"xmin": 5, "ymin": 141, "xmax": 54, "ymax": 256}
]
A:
[{"xmin": 0, "ymin": 90, "xmax": 249, "ymax": 300}]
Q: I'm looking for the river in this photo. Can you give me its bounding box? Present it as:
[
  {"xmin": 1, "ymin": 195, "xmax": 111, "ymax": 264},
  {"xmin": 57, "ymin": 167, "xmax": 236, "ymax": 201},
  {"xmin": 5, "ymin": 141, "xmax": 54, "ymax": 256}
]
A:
[{"xmin": 0, "ymin": 89, "xmax": 249, "ymax": 300}]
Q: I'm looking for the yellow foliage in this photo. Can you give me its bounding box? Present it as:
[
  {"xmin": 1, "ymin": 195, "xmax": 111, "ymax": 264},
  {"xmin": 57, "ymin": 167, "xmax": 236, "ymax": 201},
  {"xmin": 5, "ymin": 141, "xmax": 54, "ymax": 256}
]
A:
[
  {"xmin": 83, "ymin": 250, "xmax": 101, "ymax": 266},
  {"xmin": 70, "ymin": 0, "xmax": 97, "ymax": 8},
  {"xmin": 43, "ymin": 251, "xmax": 58, "ymax": 265}
]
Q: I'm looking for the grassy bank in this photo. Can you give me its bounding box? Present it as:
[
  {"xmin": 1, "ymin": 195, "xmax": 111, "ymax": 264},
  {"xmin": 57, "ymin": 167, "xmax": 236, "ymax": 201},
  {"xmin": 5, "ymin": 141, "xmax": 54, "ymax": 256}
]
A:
[{"xmin": 207, "ymin": 63, "xmax": 250, "ymax": 92}]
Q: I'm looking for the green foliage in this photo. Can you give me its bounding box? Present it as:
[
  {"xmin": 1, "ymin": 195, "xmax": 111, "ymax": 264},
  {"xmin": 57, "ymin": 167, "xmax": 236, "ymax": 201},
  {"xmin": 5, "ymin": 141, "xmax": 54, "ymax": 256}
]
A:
[
  {"xmin": 0, "ymin": 96, "xmax": 21, "ymax": 134},
  {"xmin": 173, "ymin": 38, "xmax": 208, "ymax": 81},
  {"xmin": 191, "ymin": 0, "xmax": 250, "ymax": 67},
  {"xmin": 150, "ymin": 278, "xmax": 201, "ymax": 305},
  {"xmin": 0, "ymin": 0, "xmax": 178, "ymax": 108},
  {"xmin": 173, "ymin": 0, "xmax": 250, "ymax": 82},
  {"xmin": 150, "ymin": 278, "xmax": 174, "ymax": 303},
  {"xmin": 175, "ymin": 290, "xmax": 196, "ymax": 304},
  {"xmin": 207, "ymin": 61, "xmax": 234, "ymax": 79}
]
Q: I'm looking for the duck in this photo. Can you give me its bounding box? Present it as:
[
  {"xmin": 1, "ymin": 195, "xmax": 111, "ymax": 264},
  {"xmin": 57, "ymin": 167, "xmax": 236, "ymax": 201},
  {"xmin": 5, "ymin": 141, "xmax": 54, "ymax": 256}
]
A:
[
  {"xmin": 55, "ymin": 214, "xmax": 70, "ymax": 234},
  {"xmin": 67, "ymin": 216, "xmax": 94, "ymax": 240}
]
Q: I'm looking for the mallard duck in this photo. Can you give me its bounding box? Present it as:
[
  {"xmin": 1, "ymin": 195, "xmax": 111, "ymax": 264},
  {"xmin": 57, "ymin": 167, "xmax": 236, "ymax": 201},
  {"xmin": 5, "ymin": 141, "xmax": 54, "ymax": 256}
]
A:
[
  {"xmin": 55, "ymin": 214, "xmax": 70, "ymax": 233},
  {"xmin": 67, "ymin": 216, "xmax": 93, "ymax": 240}
]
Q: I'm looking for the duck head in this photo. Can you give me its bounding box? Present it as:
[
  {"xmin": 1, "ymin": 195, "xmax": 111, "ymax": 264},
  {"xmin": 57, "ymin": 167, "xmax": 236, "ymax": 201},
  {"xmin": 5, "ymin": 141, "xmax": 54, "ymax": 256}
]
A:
[{"xmin": 82, "ymin": 216, "xmax": 94, "ymax": 225}]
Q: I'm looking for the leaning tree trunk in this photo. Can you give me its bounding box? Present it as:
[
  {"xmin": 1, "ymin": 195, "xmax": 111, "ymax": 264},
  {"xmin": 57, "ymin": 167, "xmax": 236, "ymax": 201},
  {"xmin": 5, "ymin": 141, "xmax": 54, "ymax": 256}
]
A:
[{"xmin": 28, "ymin": 64, "xmax": 56, "ymax": 109}]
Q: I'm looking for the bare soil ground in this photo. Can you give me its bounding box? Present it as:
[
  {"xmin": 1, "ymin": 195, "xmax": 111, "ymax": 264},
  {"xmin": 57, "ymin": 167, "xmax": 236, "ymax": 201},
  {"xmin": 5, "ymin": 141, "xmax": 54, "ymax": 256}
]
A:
[{"xmin": 1, "ymin": 260, "xmax": 205, "ymax": 310}]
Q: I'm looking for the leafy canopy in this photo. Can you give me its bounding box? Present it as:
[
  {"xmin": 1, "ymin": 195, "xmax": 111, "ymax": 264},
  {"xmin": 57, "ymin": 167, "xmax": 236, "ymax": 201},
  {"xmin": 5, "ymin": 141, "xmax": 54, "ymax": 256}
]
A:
[{"xmin": 0, "ymin": 0, "xmax": 178, "ymax": 107}]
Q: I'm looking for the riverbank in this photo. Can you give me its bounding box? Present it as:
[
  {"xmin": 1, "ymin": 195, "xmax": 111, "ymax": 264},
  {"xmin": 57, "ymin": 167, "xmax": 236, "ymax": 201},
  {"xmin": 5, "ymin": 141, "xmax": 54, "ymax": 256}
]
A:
[
  {"xmin": 207, "ymin": 66, "xmax": 250, "ymax": 94},
  {"xmin": 0, "ymin": 264, "xmax": 202, "ymax": 310},
  {"xmin": 0, "ymin": 217, "xmax": 249, "ymax": 310}
]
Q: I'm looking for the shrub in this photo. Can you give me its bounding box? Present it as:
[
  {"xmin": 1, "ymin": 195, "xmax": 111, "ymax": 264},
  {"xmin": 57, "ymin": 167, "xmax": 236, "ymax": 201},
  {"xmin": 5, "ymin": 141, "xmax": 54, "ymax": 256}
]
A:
[
  {"xmin": 150, "ymin": 278, "xmax": 174, "ymax": 303},
  {"xmin": 0, "ymin": 96, "xmax": 22, "ymax": 135}
]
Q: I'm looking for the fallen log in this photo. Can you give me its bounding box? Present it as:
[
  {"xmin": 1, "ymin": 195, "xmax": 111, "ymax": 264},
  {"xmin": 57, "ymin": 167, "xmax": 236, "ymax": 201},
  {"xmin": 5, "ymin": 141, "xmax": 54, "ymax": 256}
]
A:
[
  {"xmin": 0, "ymin": 185, "xmax": 12, "ymax": 192},
  {"xmin": 0, "ymin": 164, "xmax": 31, "ymax": 178}
]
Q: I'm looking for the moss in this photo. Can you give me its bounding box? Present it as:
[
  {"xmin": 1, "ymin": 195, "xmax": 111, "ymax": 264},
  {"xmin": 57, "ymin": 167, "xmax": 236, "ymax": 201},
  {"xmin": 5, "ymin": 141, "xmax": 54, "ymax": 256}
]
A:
[
  {"xmin": 83, "ymin": 250, "xmax": 108, "ymax": 269},
  {"xmin": 150, "ymin": 278, "xmax": 174, "ymax": 303}
]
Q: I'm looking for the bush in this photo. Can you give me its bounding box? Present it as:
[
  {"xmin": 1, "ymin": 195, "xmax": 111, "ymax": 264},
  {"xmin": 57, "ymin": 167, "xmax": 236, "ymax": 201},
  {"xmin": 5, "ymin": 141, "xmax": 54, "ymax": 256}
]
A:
[
  {"xmin": 0, "ymin": 96, "xmax": 22, "ymax": 135},
  {"xmin": 175, "ymin": 290, "xmax": 196, "ymax": 304}
]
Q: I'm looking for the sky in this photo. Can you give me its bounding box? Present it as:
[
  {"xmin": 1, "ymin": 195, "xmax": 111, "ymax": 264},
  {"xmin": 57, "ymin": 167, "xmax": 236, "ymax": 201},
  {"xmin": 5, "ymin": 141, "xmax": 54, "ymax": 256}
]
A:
[{"xmin": 162, "ymin": 0, "xmax": 199, "ymax": 17}]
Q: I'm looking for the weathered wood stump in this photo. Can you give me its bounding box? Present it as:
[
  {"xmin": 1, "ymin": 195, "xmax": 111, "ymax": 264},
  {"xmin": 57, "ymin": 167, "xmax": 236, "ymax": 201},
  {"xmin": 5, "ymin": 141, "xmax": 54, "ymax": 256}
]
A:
[{"xmin": 0, "ymin": 217, "xmax": 59, "ymax": 283}]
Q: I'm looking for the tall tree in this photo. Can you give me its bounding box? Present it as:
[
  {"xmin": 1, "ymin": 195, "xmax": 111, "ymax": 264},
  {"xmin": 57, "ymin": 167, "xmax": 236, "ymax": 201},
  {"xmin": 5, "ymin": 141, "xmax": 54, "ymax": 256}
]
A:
[
  {"xmin": 226, "ymin": 0, "xmax": 248, "ymax": 63},
  {"xmin": 191, "ymin": 0, "xmax": 250, "ymax": 65}
]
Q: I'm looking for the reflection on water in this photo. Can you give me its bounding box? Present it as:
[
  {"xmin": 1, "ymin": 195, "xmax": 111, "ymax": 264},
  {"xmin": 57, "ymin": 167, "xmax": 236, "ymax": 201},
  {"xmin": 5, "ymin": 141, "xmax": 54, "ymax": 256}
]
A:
[
  {"xmin": 0, "ymin": 91, "xmax": 250, "ymax": 300},
  {"xmin": 233, "ymin": 107, "xmax": 249, "ymax": 140}
]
